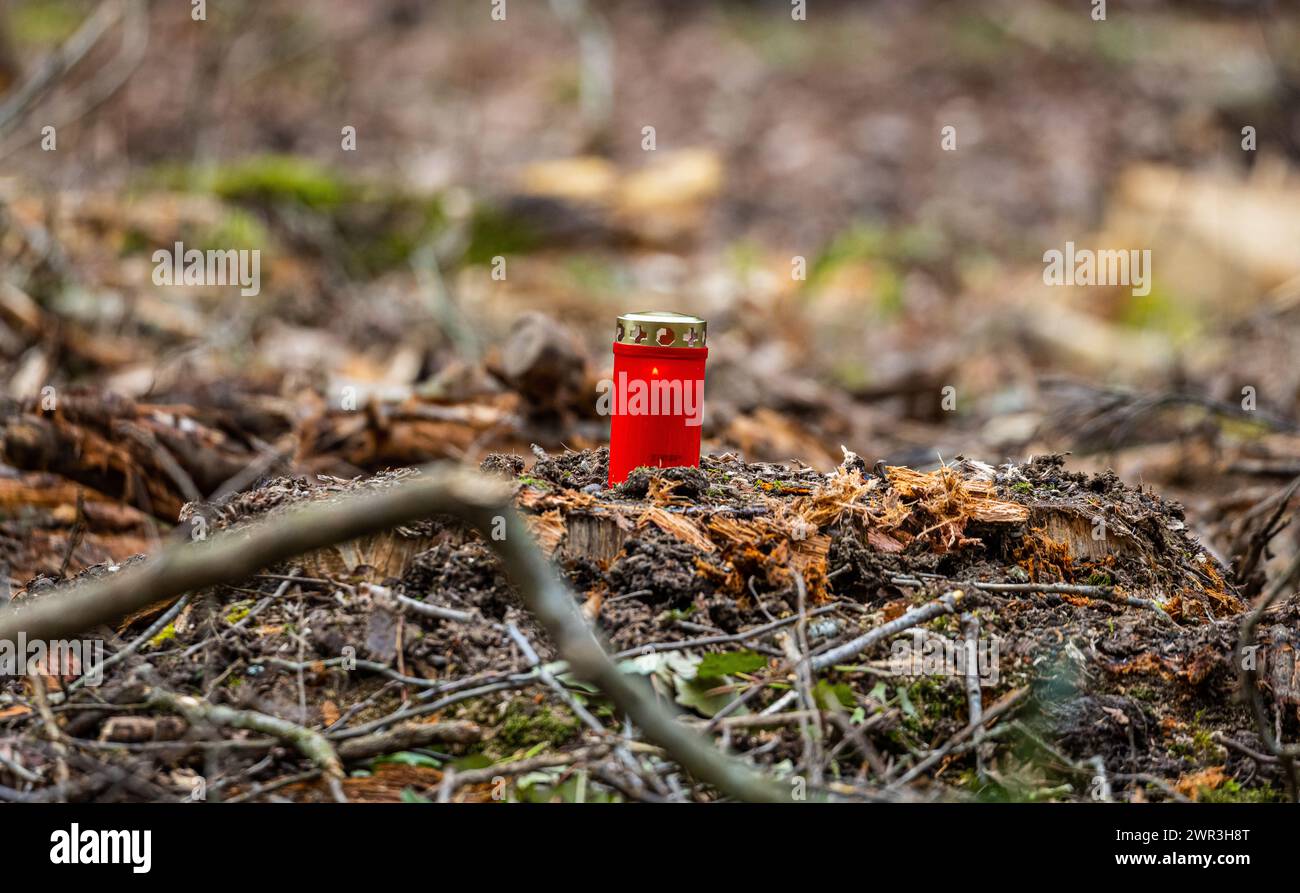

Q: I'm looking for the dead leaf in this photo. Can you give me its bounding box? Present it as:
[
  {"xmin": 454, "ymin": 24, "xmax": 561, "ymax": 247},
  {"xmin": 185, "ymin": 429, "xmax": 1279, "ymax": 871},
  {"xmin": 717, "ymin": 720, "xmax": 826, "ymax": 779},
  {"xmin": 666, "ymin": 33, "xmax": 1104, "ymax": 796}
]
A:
[{"xmin": 1176, "ymin": 766, "xmax": 1227, "ymax": 800}]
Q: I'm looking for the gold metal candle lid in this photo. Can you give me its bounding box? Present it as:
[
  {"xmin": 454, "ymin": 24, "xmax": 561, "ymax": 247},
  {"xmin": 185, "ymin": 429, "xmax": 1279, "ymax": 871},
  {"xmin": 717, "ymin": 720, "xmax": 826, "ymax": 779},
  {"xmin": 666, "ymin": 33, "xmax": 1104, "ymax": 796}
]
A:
[{"xmin": 614, "ymin": 310, "xmax": 707, "ymax": 348}]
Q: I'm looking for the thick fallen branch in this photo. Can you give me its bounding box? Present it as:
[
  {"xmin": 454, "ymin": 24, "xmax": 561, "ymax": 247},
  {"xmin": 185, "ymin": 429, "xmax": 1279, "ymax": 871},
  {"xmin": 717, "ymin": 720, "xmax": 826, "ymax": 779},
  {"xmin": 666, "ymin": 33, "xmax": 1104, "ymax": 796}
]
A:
[
  {"xmin": 143, "ymin": 682, "xmax": 344, "ymax": 780},
  {"xmin": 0, "ymin": 465, "xmax": 790, "ymax": 803},
  {"xmin": 335, "ymin": 721, "xmax": 482, "ymax": 763}
]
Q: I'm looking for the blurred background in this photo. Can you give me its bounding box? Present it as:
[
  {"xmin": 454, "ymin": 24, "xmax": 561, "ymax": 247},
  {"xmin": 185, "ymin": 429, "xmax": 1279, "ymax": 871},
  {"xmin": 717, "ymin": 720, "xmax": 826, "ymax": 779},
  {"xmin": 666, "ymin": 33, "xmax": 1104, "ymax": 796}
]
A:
[{"xmin": 1, "ymin": 0, "xmax": 1299, "ymax": 584}]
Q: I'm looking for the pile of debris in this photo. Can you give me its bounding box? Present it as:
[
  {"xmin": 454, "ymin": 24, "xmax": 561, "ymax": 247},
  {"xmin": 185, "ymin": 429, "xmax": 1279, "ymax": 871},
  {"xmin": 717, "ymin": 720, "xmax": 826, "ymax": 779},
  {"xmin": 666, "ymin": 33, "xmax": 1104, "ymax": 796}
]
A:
[{"xmin": 2, "ymin": 447, "xmax": 1291, "ymax": 803}]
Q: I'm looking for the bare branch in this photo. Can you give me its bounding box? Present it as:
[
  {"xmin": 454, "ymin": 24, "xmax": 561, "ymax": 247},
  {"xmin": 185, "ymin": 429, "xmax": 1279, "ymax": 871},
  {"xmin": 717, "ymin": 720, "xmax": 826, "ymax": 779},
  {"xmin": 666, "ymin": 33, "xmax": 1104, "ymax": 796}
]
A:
[
  {"xmin": 810, "ymin": 589, "xmax": 966, "ymax": 672},
  {"xmin": 0, "ymin": 464, "xmax": 790, "ymax": 802},
  {"xmin": 0, "ymin": 0, "xmax": 124, "ymax": 134},
  {"xmin": 143, "ymin": 681, "xmax": 343, "ymax": 779}
]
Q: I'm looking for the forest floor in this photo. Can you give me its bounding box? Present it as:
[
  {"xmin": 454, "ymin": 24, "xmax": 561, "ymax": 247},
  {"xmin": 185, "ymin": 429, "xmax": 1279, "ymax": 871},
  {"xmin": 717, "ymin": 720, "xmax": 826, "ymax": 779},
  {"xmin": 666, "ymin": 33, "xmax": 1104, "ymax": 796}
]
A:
[
  {"xmin": 2, "ymin": 1, "xmax": 1300, "ymax": 802},
  {"xmin": 1, "ymin": 443, "xmax": 1294, "ymax": 803}
]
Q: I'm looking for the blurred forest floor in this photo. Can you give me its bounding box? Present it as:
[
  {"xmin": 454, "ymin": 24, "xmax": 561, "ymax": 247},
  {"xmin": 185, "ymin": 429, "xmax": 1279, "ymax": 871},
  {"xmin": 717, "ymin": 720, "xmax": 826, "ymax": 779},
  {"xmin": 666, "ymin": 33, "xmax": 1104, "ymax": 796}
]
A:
[{"xmin": 2, "ymin": 0, "xmax": 1300, "ymax": 802}]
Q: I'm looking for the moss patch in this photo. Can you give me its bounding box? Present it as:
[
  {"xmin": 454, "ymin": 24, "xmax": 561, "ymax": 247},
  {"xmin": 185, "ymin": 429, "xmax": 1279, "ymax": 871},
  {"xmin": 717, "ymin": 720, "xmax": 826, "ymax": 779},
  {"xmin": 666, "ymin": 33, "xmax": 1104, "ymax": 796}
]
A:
[{"xmin": 493, "ymin": 699, "xmax": 578, "ymax": 754}]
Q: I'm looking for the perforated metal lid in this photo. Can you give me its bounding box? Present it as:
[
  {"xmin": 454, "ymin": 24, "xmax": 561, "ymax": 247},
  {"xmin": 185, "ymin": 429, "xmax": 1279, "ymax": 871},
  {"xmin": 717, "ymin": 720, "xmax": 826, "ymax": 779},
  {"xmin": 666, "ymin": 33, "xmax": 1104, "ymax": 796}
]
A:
[{"xmin": 614, "ymin": 311, "xmax": 707, "ymax": 348}]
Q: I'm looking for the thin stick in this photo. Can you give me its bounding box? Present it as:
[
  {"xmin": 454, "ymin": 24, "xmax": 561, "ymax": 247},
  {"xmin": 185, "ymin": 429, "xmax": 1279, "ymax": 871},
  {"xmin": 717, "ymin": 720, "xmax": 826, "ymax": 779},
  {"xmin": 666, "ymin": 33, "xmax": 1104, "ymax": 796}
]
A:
[
  {"xmin": 225, "ymin": 769, "xmax": 322, "ymax": 804},
  {"xmin": 783, "ymin": 569, "xmax": 822, "ymax": 785},
  {"xmin": 335, "ymin": 721, "xmax": 481, "ymax": 762},
  {"xmin": 66, "ymin": 593, "xmax": 191, "ymax": 696},
  {"xmin": 506, "ymin": 621, "xmax": 605, "ymax": 734},
  {"xmin": 811, "ymin": 590, "xmax": 966, "ymax": 672},
  {"xmin": 961, "ymin": 612, "xmax": 985, "ymax": 776},
  {"xmin": 892, "ymin": 686, "xmax": 1028, "ymax": 787},
  {"xmin": 144, "ymin": 683, "xmax": 342, "ymax": 779}
]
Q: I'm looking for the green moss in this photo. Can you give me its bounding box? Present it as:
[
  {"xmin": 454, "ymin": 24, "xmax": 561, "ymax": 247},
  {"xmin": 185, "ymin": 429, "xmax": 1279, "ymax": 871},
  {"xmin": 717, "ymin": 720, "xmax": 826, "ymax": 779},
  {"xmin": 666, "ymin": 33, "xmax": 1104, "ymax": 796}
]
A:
[
  {"xmin": 10, "ymin": 0, "xmax": 83, "ymax": 45},
  {"xmin": 876, "ymin": 266, "xmax": 904, "ymax": 319},
  {"xmin": 546, "ymin": 65, "xmax": 582, "ymax": 107},
  {"xmin": 809, "ymin": 224, "xmax": 887, "ymax": 287},
  {"xmin": 148, "ymin": 623, "xmax": 176, "ymax": 649},
  {"xmin": 806, "ymin": 223, "xmax": 944, "ymax": 322},
  {"xmin": 898, "ymin": 676, "xmax": 967, "ymax": 734},
  {"xmin": 118, "ymin": 228, "xmax": 152, "ymax": 257},
  {"xmin": 811, "ymin": 222, "xmax": 947, "ymax": 284},
  {"xmin": 1200, "ymin": 780, "xmax": 1285, "ymax": 804},
  {"xmin": 891, "ymin": 223, "xmax": 949, "ymax": 265},
  {"xmin": 143, "ymin": 158, "xmax": 449, "ymax": 276},
  {"xmin": 337, "ymin": 193, "xmax": 446, "ymax": 274},
  {"xmin": 1191, "ymin": 728, "xmax": 1216, "ymax": 758},
  {"xmin": 947, "ymin": 15, "xmax": 1015, "ymax": 66},
  {"xmin": 1168, "ymin": 723, "xmax": 1225, "ymax": 764},
  {"xmin": 563, "ymin": 254, "xmax": 622, "ymax": 295},
  {"xmin": 726, "ymin": 240, "xmax": 765, "ymax": 279},
  {"xmin": 208, "ymin": 155, "xmax": 351, "ymax": 209},
  {"xmin": 724, "ymin": 8, "xmax": 873, "ymax": 69},
  {"xmin": 1118, "ymin": 282, "xmax": 1199, "ymax": 342},
  {"xmin": 495, "ymin": 700, "xmax": 578, "ymax": 753},
  {"xmin": 191, "ymin": 209, "xmax": 273, "ymax": 254},
  {"xmin": 1012, "ymin": 481, "xmax": 1034, "ymax": 494},
  {"xmin": 723, "ymin": 13, "xmax": 820, "ymax": 68},
  {"xmin": 463, "ymin": 205, "xmax": 541, "ymax": 265},
  {"xmin": 1218, "ymin": 416, "xmax": 1274, "ymax": 441},
  {"xmin": 829, "ymin": 359, "xmax": 873, "ymax": 392},
  {"xmin": 1091, "ymin": 18, "xmax": 1144, "ymax": 67},
  {"xmin": 225, "ymin": 603, "xmax": 253, "ymax": 625},
  {"xmin": 145, "ymin": 156, "xmax": 340, "ymax": 207}
]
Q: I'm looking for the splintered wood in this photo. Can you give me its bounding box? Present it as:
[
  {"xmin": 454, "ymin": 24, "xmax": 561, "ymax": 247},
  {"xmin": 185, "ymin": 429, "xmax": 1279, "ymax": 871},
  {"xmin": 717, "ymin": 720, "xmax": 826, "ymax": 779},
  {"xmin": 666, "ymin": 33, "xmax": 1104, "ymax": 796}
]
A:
[
  {"xmin": 525, "ymin": 509, "xmax": 567, "ymax": 556},
  {"xmin": 784, "ymin": 465, "xmax": 1028, "ymax": 554},
  {"xmin": 637, "ymin": 507, "xmax": 715, "ymax": 553},
  {"xmin": 503, "ymin": 463, "xmax": 1032, "ymax": 607},
  {"xmin": 883, "ymin": 466, "xmax": 1029, "ymax": 524}
]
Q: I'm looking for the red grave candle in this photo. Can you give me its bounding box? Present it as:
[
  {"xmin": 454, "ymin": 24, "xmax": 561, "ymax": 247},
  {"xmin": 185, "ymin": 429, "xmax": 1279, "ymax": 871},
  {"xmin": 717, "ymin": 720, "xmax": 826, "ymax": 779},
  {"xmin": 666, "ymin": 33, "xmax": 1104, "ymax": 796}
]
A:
[{"xmin": 607, "ymin": 311, "xmax": 708, "ymax": 486}]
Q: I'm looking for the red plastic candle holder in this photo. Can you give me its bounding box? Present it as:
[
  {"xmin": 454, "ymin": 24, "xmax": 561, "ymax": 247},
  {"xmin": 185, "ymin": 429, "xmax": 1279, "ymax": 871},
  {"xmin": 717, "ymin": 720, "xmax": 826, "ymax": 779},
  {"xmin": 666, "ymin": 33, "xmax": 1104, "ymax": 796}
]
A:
[{"xmin": 607, "ymin": 311, "xmax": 708, "ymax": 486}]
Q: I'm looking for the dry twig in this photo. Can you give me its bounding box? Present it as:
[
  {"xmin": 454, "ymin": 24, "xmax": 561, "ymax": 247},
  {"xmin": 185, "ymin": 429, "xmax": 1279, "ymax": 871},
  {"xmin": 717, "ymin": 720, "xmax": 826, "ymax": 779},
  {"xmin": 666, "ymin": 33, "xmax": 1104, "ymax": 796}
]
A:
[{"xmin": 0, "ymin": 464, "xmax": 790, "ymax": 802}]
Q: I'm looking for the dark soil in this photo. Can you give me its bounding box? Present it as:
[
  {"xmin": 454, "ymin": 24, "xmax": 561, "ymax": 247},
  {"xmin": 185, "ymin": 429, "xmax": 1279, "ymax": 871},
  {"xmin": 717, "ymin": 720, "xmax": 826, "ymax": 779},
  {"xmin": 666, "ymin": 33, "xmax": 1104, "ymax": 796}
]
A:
[{"xmin": 4, "ymin": 448, "xmax": 1288, "ymax": 803}]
